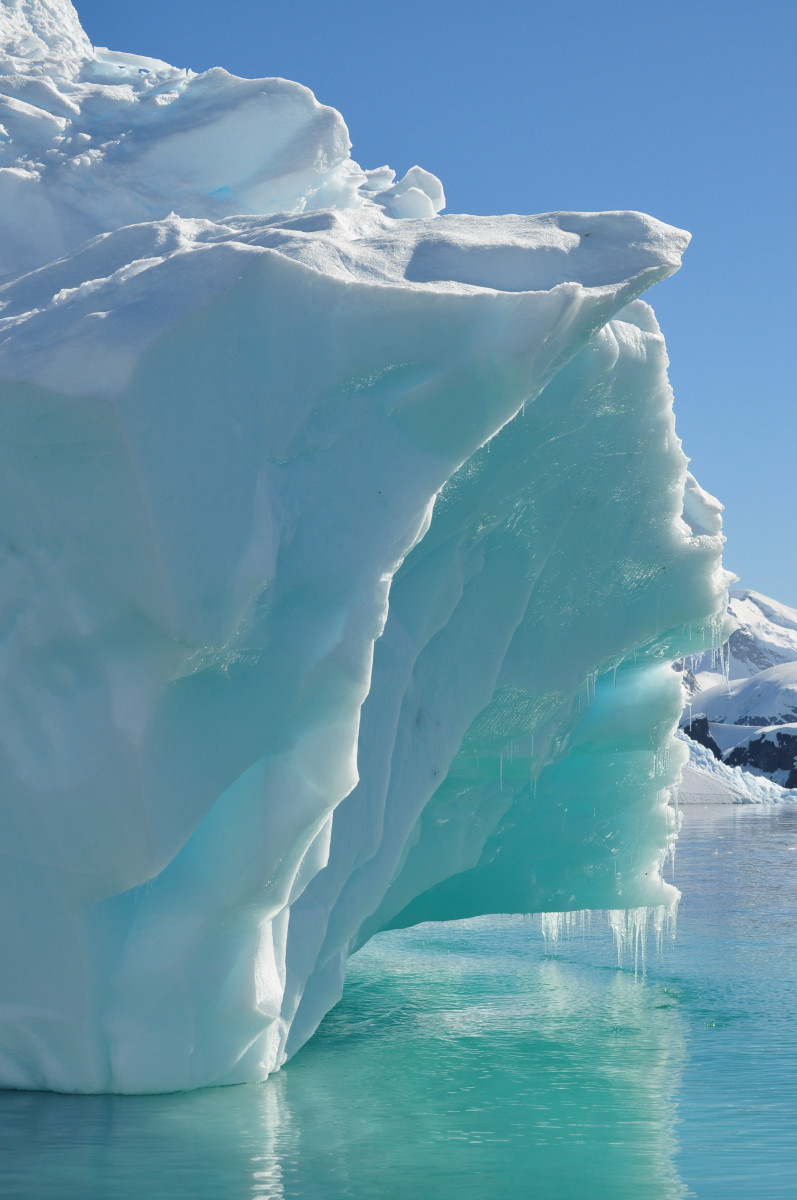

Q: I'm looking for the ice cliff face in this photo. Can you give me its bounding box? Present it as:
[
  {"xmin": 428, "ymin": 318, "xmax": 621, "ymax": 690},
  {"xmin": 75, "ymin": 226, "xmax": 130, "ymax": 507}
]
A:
[{"xmin": 0, "ymin": 1, "xmax": 730, "ymax": 1093}]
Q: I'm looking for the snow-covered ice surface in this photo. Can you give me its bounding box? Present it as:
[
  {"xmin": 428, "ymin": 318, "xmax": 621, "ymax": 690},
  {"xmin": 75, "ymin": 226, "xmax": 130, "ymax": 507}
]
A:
[
  {"xmin": 0, "ymin": 2, "xmax": 731, "ymax": 1093},
  {"xmin": 676, "ymin": 736, "xmax": 790, "ymax": 805}
]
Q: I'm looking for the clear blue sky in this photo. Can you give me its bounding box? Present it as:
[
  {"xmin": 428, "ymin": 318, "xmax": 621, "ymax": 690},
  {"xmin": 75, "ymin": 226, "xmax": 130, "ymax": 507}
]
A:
[{"xmin": 75, "ymin": 0, "xmax": 797, "ymax": 606}]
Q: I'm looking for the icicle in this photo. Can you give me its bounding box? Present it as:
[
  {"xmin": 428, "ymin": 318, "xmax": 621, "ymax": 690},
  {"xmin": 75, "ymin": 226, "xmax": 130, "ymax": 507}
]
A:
[
  {"xmin": 540, "ymin": 905, "xmax": 681, "ymax": 971},
  {"xmin": 605, "ymin": 902, "xmax": 678, "ymax": 974},
  {"xmin": 540, "ymin": 912, "xmax": 561, "ymax": 950},
  {"xmin": 540, "ymin": 909, "xmax": 590, "ymax": 951},
  {"xmin": 650, "ymin": 901, "xmax": 679, "ymax": 958}
]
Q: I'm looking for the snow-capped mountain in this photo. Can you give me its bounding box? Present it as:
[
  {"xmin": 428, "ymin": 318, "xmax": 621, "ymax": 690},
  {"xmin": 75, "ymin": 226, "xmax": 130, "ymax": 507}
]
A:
[
  {"xmin": 678, "ymin": 589, "xmax": 797, "ymax": 799},
  {"xmin": 678, "ymin": 588, "xmax": 797, "ymax": 693}
]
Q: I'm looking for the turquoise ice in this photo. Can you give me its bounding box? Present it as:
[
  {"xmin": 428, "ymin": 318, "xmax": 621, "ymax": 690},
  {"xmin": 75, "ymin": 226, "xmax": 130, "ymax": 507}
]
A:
[{"xmin": 0, "ymin": 1, "xmax": 729, "ymax": 1092}]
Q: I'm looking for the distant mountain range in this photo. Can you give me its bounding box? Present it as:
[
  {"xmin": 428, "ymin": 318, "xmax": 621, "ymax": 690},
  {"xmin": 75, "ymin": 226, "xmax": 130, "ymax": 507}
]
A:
[{"xmin": 677, "ymin": 590, "xmax": 797, "ymax": 801}]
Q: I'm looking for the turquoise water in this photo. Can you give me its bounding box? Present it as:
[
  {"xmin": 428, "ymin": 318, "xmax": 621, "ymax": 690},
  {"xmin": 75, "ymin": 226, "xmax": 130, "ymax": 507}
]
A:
[{"xmin": 2, "ymin": 804, "xmax": 796, "ymax": 1199}]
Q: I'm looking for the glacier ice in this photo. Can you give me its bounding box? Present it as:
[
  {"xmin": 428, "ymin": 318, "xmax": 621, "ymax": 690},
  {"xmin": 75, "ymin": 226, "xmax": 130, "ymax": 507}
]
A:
[
  {"xmin": 0, "ymin": 1, "xmax": 730, "ymax": 1093},
  {"xmin": 676, "ymin": 734, "xmax": 794, "ymax": 804}
]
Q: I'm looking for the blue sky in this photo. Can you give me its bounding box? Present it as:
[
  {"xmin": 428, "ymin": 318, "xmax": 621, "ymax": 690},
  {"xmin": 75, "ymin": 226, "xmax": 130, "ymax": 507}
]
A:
[{"xmin": 75, "ymin": 0, "xmax": 797, "ymax": 604}]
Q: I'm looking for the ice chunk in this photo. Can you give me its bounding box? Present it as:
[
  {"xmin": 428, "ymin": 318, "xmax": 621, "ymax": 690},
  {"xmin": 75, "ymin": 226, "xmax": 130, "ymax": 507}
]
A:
[{"xmin": 373, "ymin": 165, "xmax": 446, "ymax": 219}]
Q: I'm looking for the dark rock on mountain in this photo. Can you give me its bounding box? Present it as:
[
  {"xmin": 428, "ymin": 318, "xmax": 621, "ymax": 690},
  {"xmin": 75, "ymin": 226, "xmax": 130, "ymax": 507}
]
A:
[
  {"xmin": 724, "ymin": 725, "xmax": 797, "ymax": 789},
  {"xmin": 681, "ymin": 715, "xmax": 722, "ymax": 760}
]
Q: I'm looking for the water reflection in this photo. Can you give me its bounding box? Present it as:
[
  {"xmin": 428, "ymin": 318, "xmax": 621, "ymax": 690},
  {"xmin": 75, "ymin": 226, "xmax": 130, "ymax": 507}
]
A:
[
  {"xmin": 0, "ymin": 917, "xmax": 688, "ymax": 1200},
  {"xmin": 6, "ymin": 805, "xmax": 797, "ymax": 1199},
  {"xmin": 664, "ymin": 804, "xmax": 797, "ymax": 1199}
]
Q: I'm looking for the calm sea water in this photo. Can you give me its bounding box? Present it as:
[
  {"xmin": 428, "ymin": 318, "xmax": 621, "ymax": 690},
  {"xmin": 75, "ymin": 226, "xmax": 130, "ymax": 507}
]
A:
[{"xmin": 2, "ymin": 803, "xmax": 796, "ymax": 1199}]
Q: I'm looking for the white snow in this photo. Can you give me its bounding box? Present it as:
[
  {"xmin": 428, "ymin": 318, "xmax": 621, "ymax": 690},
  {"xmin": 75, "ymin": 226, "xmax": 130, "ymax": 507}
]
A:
[
  {"xmin": 726, "ymin": 590, "xmax": 797, "ymax": 676},
  {"xmin": 697, "ymin": 663, "xmax": 797, "ymax": 728},
  {"xmin": 676, "ymin": 735, "xmax": 790, "ymax": 805},
  {"xmin": 0, "ymin": 3, "xmax": 448, "ymax": 281},
  {"xmin": 686, "ymin": 589, "xmax": 797, "ymax": 686},
  {"xmin": 0, "ymin": 1, "xmax": 730, "ymax": 1093},
  {"xmin": 677, "ymin": 589, "xmax": 797, "ymax": 801}
]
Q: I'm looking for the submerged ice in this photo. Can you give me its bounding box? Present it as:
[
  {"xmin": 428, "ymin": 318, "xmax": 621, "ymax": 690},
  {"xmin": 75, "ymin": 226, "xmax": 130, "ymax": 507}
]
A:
[{"xmin": 0, "ymin": 1, "xmax": 729, "ymax": 1093}]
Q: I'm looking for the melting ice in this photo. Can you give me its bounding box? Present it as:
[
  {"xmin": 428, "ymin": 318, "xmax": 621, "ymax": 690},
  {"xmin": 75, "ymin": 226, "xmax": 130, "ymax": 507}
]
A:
[{"xmin": 0, "ymin": 1, "xmax": 730, "ymax": 1093}]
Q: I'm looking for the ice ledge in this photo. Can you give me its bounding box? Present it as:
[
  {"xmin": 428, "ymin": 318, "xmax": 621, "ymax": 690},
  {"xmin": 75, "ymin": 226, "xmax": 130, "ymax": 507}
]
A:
[{"xmin": 0, "ymin": 207, "xmax": 689, "ymax": 399}]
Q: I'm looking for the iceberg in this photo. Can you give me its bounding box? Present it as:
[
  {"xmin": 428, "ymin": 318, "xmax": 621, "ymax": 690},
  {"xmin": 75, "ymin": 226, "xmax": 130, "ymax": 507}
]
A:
[{"xmin": 0, "ymin": 1, "xmax": 729, "ymax": 1093}]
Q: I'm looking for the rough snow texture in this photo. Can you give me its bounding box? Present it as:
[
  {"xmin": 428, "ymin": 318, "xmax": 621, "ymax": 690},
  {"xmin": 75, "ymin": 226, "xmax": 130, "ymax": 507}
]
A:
[
  {"xmin": 0, "ymin": 1, "xmax": 444, "ymax": 283},
  {"xmin": 0, "ymin": 2, "xmax": 729, "ymax": 1093},
  {"xmin": 678, "ymin": 590, "xmax": 797, "ymax": 799},
  {"xmin": 724, "ymin": 725, "xmax": 797, "ymax": 789},
  {"xmin": 676, "ymin": 735, "xmax": 790, "ymax": 805}
]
